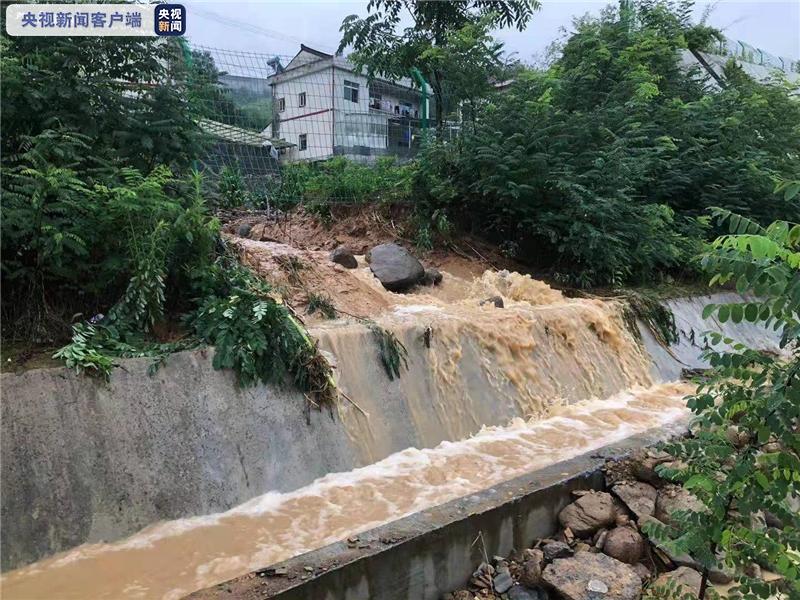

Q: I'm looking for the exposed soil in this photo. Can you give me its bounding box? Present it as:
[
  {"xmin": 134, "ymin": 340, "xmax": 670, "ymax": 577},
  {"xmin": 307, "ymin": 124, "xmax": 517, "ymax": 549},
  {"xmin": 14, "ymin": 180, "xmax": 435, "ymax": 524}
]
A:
[{"xmin": 222, "ymin": 204, "xmax": 526, "ymax": 280}]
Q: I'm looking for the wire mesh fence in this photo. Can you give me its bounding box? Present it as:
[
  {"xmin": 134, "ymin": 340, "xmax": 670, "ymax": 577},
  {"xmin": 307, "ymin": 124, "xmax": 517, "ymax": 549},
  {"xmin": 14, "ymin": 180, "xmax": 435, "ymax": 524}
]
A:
[{"xmin": 185, "ymin": 43, "xmax": 457, "ymax": 207}]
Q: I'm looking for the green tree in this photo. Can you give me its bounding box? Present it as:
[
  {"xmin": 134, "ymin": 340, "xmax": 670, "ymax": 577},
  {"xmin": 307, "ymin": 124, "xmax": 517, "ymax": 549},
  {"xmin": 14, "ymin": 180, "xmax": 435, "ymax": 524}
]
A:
[
  {"xmin": 1, "ymin": 36, "xmax": 204, "ymax": 174},
  {"xmin": 647, "ymin": 198, "xmax": 800, "ymax": 598},
  {"xmin": 338, "ymin": 0, "xmax": 538, "ymax": 127},
  {"xmin": 419, "ymin": 16, "xmax": 505, "ymax": 128},
  {"xmin": 415, "ymin": 0, "xmax": 800, "ymax": 286}
]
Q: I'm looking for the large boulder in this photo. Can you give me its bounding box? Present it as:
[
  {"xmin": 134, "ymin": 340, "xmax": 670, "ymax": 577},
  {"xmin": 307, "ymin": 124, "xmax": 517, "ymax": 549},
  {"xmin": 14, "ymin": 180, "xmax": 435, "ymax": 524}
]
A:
[
  {"xmin": 655, "ymin": 485, "xmax": 706, "ymax": 527},
  {"xmin": 612, "ymin": 482, "xmax": 657, "ymax": 521},
  {"xmin": 652, "ymin": 567, "xmax": 702, "ymax": 596},
  {"xmin": 330, "ymin": 245, "xmax": 357, "ymax": 269},
  {"xmin": 542, "ymin": 551, "xmax": 642, "ymax": 600},
  {"xmin": 367, "ymin": 243, "xmax": 424, "ymax": 291},
  {"xmin": 558, "ymin": 492, "xmax": 617, "ymax": 537},
  {"xmin": 603, "ymin": 526, "xmax": 645, "ymax": 564}
]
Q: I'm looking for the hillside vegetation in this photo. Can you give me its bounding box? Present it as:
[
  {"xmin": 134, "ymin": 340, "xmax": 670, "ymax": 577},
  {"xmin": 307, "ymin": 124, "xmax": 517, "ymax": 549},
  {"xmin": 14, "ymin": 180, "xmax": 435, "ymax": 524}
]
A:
[{"xmin": 1, "ymin": 0, "xmax": 798, "ymax": 370}]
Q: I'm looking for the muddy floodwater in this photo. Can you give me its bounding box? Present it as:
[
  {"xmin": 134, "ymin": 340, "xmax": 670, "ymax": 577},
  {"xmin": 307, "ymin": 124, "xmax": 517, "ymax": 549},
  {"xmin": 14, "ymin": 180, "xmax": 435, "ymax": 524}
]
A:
[
  {"xmin": 4, "ymin": 256, "xmax": 717, "ymax": 599},
  {"xmin": 1, "ymin": 382, "xmax": 691, "ymax": 600}
]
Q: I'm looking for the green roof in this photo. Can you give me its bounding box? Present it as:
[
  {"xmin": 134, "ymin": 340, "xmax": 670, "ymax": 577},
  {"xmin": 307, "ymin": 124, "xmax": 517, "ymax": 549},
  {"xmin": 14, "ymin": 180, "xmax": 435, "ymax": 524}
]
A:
[{"xmin": 198, "ymin": 118, "xmax": 295, "ymax": 149}]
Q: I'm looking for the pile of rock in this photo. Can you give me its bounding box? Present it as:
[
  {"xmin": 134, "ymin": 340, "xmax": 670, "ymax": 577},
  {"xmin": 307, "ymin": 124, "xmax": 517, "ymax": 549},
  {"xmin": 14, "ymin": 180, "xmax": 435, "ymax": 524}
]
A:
[
  {"xmin": 443, "ymin": 448, "xmax": 746, "ymax": 600},
  {"xmin": 330, "ymin": 242, "xmax": 442, "ymax": 292}
]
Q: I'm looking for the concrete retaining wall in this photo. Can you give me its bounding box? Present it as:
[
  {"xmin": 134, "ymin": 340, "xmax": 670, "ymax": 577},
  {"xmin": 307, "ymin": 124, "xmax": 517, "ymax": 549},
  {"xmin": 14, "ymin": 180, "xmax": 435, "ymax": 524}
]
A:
[
  {"xmin": 0, "ymin": 350, "xmax": 359, "ymax": 571},
  {"xmin": 2, "ymin": 292, "xmax": 780, "ymax": 572}
]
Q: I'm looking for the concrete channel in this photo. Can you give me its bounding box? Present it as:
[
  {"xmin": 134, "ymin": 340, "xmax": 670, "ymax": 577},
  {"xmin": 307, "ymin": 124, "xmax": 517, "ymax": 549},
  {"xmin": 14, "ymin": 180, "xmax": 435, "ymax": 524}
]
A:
[{"xmin": 188, "ymin": 429, "xmax": 668, "ymax": 600}]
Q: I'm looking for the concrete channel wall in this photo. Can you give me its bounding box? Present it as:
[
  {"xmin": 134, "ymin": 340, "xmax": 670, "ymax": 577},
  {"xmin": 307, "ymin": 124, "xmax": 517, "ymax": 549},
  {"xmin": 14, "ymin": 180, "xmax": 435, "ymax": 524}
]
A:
[
  {"xmin": 187, "ymin": 432, "xmax": 665, "ymax": 600},
  {"xmin": 0, "ymin": 350, "xmax": 359, "ymax": 571},
  {"xmin": 1, "ymin": 292, "xmax": 781, "ymax": 572}
]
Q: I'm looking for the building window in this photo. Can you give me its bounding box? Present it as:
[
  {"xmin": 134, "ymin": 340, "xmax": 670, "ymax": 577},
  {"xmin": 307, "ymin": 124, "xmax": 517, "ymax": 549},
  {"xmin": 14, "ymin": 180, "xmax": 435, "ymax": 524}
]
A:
[
  {"xmin": 278, "ymin": 97, "xmax": 286, "ymax": 112},
  {"xmin": 299, "ymin": 134, "xmax": 307, "ymax": 151},
  {"xmin": 344, "ymin": 80, "xmax": 359, "ymax": 103},
  {"xmin": 298, "ymin": 92, "xmax": 306, "ymax": 107}
]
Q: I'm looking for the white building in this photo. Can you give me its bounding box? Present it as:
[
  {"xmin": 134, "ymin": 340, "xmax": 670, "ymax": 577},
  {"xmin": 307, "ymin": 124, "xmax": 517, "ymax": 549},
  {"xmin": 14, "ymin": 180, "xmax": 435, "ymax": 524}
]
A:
[{"xmin": 263, "ymin": 45, "xmax": 430, "ymax": 162}]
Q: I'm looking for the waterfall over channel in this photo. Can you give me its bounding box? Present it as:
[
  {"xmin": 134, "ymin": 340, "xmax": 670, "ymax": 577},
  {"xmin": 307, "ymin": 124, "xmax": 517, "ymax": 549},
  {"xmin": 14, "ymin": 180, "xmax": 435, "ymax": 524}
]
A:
[{"xmin": 0, "ymin": 257, "xmax": 783, "ymax": 599}]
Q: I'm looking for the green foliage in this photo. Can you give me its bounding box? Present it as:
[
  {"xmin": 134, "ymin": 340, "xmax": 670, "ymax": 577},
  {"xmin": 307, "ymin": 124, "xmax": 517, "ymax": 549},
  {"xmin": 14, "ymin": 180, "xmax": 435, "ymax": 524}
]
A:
[
  {"xmin": 189, "ymin": 252, "xmax": 337, "ymax": 404},
  {"xmin": 216, "ymin": 165, "xmax": 253, "ymax": 208},
  {"xmin": 305, "ymin": 157, "xmax": 413, "ymax": 205},
  {"xmin": 418, "ymin": 16, "xmax": 505, "ymax": 123},
  {"xmin": 646, "ymin": 209, "xmax": 800, "ymax": 599},
  {"xmin": 53, "ymin": 322, "xmax": 196, "ymax": 381},
  {"xmin": 367, "ymin": 322, "xmax": 409, "ymax": 380},
  {"xmin": 306, "ymin": 292, "xmax": 337, "ymax": 320},
  {"xmin": 1, "ymin": 35, "xmax": 204, "ymax": 173},
  {"xmin": 415, "ymin": 0, "xmax": 799, "ymax": 287},
  {"xmin": 413, "ymin": 208, "xmax": 453, "ymax": 252},
  {"xmin": 1, "ymin": 132, "xmax": 219, "ymax": 340},
  {"xmin": 274, "ymin": 157, "xmax": 414, "ymax": 210}
]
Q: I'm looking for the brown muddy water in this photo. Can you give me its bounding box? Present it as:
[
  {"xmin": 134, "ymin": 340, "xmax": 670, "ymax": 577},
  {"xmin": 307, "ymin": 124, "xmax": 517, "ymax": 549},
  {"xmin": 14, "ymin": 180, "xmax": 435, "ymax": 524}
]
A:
[
  {"xmin": 2, "ymin": 257, "xmax": 700, "ymax": 599},
  {"xmin": 1, "ymin": 382, "xmax": 691, "ymax": 600}
]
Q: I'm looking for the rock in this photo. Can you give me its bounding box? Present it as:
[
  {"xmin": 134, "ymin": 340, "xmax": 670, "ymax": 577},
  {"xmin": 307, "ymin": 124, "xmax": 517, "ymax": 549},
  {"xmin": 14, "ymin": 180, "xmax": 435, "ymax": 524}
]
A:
[
  {"xmin": 494, "ymin": 571, "xmax": 515, "ymax": 594},
  {"xmin": 421, "ymin": 267, "xmax": 443, "ymax": 286},
  {"xmin": 612, "ymin": 482, "xmax": 657, "ymax": 521},
  {"xmin": 542, "ymin": 551, "xmax": 642, "ymax": 600},
  {"xmin": 330, "ymin": 246, "xmax": 357, "ymax": 269},
  {"xmin": 709, "ymin": 565, "xmax": 734, "ymax": 584},
  {"xmin": 593, "ymin": 529, "xmax": 608, "ymax": 550},
  {"xmin": 652, "ymin": 567, "xmax": 701, "ymax": 596},
  {"xmin": 444, "ymin": 591, "xmax": 473, "ymax": 600},
  {"xmin": 508, "ymin": 585, "xmax": 547, "ymax": 600},
  {"xmin": 603, "ymin": 527, "xmax": 644, "ymax": 564},
  {"xmin": 632, "ymin": 450, "xmax": 672, "ymax": 486},
  {"xmin": 480, "ymin": 295, "xmax": 504, "ymax": 308},
  {"xmin": 542, "ymin": 541, "xmax": 574, "ymax": 562},
  {"xmin": 632, "ymin": 563, "xmax": 651, "ymax": 583},
  {"xmin": 367, "ymin": 243, "xmax": 424, "ymax": 291},
  {"xmin": 237, "ymin": 223, "xmax": 252, "ymax": 238},
  {"xmin": 655, "ymin": 485, "xmax": 705, "ymax": 527},
  {"xmin": 558, "ymin": 492, "xmax": 617, "ymax": 537},
  {"xmin": 520, "ymin": 549, "xmax": 544, "ymax": 587},
  {"xmin": 587, "ymin": 579, "xmax": 608, "ymax": 593}
]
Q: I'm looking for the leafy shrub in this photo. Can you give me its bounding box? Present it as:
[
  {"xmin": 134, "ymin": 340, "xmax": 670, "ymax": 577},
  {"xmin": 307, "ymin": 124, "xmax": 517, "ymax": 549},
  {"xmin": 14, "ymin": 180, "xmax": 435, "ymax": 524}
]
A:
[
  {"xmin": 2, "ymin": 36, "xmax": 204, "ymax": 174},
  {"xmin": 188, "ymin": 252, "xmax": 337, "ymax": 404},
  {"xmin": 415, "ymin": 0, "xmax": 799, "ymax": 287},
  {"xmin": 1, "ymin": 130, "xmax": 219, "ymax": 340},
  {"xmin": 216, "ymin": 165, "xmax": 253, "ymax": 208},
  {"xmin": 646, "ymin": 206, "xmax": 800, "ymax": 599},
  {"xmin": 288, "ymin": 156, "xmax": 413, "ymax": 206}
]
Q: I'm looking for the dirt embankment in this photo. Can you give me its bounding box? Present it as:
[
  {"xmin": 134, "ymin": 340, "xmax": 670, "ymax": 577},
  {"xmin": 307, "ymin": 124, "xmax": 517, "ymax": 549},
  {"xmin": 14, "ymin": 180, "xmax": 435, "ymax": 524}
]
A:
[
  {"xmin": 222, "ymin": 205, "xmax": 533, "ymax": 322},
  {"xmin": 223, "ymin": 205, "xmax": 523, "ymax": 280}
]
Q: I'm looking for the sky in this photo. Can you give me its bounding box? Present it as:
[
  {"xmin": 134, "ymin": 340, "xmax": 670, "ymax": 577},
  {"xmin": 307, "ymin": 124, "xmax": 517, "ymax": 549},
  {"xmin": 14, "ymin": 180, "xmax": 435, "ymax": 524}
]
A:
[{"xmin": 182, "ymin": 0, "xmax": 800, "ymax": 63}]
